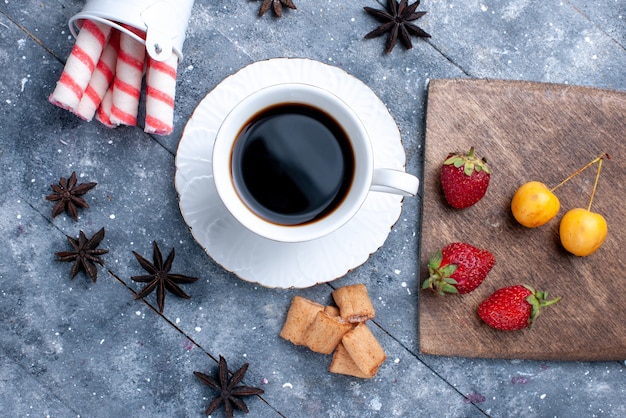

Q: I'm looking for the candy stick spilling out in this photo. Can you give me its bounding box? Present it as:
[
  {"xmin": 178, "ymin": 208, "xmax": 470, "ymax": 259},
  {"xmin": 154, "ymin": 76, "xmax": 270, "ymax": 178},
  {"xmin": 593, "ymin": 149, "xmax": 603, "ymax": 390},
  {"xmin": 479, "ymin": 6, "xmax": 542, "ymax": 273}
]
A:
[
  {"xmin": 49, "ymin": 19, "xmax": 179, "ymax": 136},
  {"xmin": 49, "ymin": 20, "xmax": 111, "ymax": 112},
  {"xmin": 145, "ymin": 54, "xmax": 178, "ymax": 135},
  {"xmin": 74, "ymin": 30, "xmax": 119, "ymax": 121},
  {"xmin": 110, "ymin": 31, "xmax": 146, "ymax": 127},
  {"xmin": 95, "ymin": 88, "xmax": 115, "ymax": 128}
]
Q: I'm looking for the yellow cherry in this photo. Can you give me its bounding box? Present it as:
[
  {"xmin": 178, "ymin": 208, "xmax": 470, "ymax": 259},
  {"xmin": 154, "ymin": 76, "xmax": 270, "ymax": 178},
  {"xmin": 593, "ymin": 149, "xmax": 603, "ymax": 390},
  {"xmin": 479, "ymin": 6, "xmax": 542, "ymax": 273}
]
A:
[
  {"xmin": 559, "ymin": 208, "xmax": 607, "ymax": 256},
  {"xmin": 511, "ymin": 153, "xmax": 609, "ymax": 229},
  {"xmin": 511, "ymin": 181, "xmax": 560, "ymax": 228}
]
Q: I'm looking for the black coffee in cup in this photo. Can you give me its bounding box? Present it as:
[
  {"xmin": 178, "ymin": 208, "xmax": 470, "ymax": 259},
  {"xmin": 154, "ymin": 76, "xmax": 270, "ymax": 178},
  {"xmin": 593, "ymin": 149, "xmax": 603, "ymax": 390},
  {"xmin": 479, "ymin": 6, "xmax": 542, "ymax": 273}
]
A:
[{"xmin": 231, "ymin": 103, "xmax": 355, "ymax": 225}]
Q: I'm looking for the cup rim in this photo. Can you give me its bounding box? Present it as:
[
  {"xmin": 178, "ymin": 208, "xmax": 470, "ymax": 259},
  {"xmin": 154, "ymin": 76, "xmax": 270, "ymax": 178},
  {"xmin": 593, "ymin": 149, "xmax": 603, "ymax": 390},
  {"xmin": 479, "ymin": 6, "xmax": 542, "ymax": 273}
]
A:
[{"xmin": 212, "ymin": 82, "xmax": 373, "ymax": 243}]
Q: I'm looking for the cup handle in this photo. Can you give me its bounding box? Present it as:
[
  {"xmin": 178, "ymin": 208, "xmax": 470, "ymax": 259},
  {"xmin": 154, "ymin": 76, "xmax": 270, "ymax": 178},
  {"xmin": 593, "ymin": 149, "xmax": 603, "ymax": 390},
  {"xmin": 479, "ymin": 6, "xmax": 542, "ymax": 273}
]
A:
[{"xmin": 371, "ymin": 168, "xmax": 419, "ymax": 196}]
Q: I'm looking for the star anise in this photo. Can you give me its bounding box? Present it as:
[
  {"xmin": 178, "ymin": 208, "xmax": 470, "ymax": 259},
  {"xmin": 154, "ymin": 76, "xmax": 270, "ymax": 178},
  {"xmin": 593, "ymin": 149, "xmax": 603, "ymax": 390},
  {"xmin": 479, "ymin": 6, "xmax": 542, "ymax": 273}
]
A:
[
  {"xmin": 56, "ymin": 227, "xmax": 108, "ymax": 283},
  {"xmin": 364, "ymin": 0, "xmax": 431, "ymax": 53},
  {"xmin": 46, "ymin": 171, "xmax": 97, "ymax": 221},
  {"xmin": 130, "ymin": 241, "xmax": 199, "ymax": 314},
  {"xmin": 194, "ymin": 355, "xmax": 265, "ymax": 418},
  {"xmin": 258, "ymin": 0, "xmax": 296, "ymax": 17}
]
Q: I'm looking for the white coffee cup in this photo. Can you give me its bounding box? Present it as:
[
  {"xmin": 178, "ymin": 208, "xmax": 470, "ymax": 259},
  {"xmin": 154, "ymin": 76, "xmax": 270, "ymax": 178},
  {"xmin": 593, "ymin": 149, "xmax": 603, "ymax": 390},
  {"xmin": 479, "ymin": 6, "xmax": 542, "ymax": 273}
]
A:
[{"xmin": 212, "ymin": 83, "xmax": 419, "ymax": 243}]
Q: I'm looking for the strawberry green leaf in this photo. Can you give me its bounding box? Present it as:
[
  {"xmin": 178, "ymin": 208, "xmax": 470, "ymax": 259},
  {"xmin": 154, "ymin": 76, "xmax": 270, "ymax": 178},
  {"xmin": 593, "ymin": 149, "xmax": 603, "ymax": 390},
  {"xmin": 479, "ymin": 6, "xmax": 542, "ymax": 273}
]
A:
[
  {"xmin": 440, "ymin": 283, "xmax": 458, "ymax": 294},
  {"xmin": 442, "ymin": 147, "xmax": 491, "ymax": 177},
  {"xmin": 443, "ymin": 156, "xmax": 457, "ymax": 165},
  {"xmin": 428, "ymin": 249, "xmax": 443, "ymax": 270},
  {"xmin": 440, "ymin": 264, "xmax": 457, "ymax": 277},
  {"xmin": 524, "ymin": 286, "xmax": 561, "ymax": 329},
  {"xmin": 526, "ymin": 294, "xmax": 541, "ymax": 328}
]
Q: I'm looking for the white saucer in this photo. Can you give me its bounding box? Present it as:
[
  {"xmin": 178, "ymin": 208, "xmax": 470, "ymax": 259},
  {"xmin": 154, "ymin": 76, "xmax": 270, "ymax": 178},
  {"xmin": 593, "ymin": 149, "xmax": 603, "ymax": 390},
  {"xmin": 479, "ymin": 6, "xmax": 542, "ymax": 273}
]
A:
[{"xmin": 175, "ymin": 58, "xmax": 408, "ymax": 288}]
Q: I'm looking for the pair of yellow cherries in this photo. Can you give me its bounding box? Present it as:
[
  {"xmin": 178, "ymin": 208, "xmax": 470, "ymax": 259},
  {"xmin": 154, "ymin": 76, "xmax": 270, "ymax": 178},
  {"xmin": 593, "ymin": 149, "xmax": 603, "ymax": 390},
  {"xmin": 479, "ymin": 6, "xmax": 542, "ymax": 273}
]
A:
[{"xmin": 511, "ymin": 154, "xmax": 608, "ymax": 256}]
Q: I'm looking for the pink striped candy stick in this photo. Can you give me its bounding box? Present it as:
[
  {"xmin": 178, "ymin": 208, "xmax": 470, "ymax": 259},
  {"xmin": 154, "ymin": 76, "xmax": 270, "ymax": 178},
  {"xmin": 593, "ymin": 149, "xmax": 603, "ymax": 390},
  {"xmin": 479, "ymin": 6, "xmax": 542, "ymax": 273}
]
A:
[
  {"xmin": 110, "ymin": 31, "xmax": 145, "ymax": 126},
  {"xmin": 144, "ymin": 54, "xmax": 178, "ymax": 135},
  {"xmin": 74, "ymin": 30, "xmax": 120, "ymax": 121},
  {"xmin": 49, "ymin": 20, "xmax": 111, "ymax": 112},
  {"xmin": 95, "ymin": 86, "xmax": 116, "ymax": 128}
]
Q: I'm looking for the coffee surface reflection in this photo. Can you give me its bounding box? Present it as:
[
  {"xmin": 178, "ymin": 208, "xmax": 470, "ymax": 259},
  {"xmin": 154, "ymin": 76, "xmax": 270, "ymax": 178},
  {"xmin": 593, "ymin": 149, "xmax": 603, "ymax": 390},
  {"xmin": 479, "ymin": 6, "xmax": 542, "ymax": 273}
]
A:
[{"xmin": 231, "ymin": 103, "xmax": 355, "ymax": 225}]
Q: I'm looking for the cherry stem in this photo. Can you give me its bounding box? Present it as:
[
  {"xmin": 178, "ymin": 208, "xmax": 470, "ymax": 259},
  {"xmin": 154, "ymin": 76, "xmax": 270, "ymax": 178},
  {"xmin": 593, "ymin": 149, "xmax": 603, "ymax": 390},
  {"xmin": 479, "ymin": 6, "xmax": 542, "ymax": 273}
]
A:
[
  {"xmin": 587, "ymin": 157, "xmax": 603, "ymax": 211},
  {"xmin": 550, "ymin": 153, "xmax": 609, "ymax": 192}
]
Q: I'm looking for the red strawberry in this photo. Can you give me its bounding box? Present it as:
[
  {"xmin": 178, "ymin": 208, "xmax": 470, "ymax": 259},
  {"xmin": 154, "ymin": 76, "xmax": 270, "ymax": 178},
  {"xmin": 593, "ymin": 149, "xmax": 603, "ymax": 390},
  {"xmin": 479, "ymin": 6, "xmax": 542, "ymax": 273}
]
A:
[
  {"xmin": 422, "ymin": 242, "xmax": 495, "ymax": 295},
  {"xmin": 440, "ymin": 147, "xmax": 491, "ymax": 209},
  {"xmin": 478, "ymin": 285, "xmax": 561, "ymax": 331}
]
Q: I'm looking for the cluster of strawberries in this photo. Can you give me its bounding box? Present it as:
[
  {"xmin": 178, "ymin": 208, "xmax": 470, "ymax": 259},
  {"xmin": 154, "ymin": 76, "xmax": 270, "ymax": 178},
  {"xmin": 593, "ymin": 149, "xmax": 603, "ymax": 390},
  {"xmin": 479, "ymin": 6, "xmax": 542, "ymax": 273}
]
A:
[{"xmin": 423, "ymin": 148, "xmax": 560, "ymax": 331}]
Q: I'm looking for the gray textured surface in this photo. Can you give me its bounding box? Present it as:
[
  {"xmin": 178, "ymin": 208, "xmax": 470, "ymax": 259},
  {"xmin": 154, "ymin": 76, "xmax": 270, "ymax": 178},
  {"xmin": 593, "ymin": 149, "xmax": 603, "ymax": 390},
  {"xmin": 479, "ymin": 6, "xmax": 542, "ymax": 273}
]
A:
[{"xmin": 1, "ymin": 0, "xmax": 625, "ymax": 417}]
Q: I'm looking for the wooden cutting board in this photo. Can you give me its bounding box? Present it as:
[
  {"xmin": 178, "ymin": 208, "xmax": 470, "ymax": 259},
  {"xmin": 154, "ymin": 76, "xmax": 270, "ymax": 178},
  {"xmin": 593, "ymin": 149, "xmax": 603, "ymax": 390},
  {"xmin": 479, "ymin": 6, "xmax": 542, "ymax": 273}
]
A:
[{"xmin": 419, "ymin": 79, "xmax": 626, "ymax": 361}]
